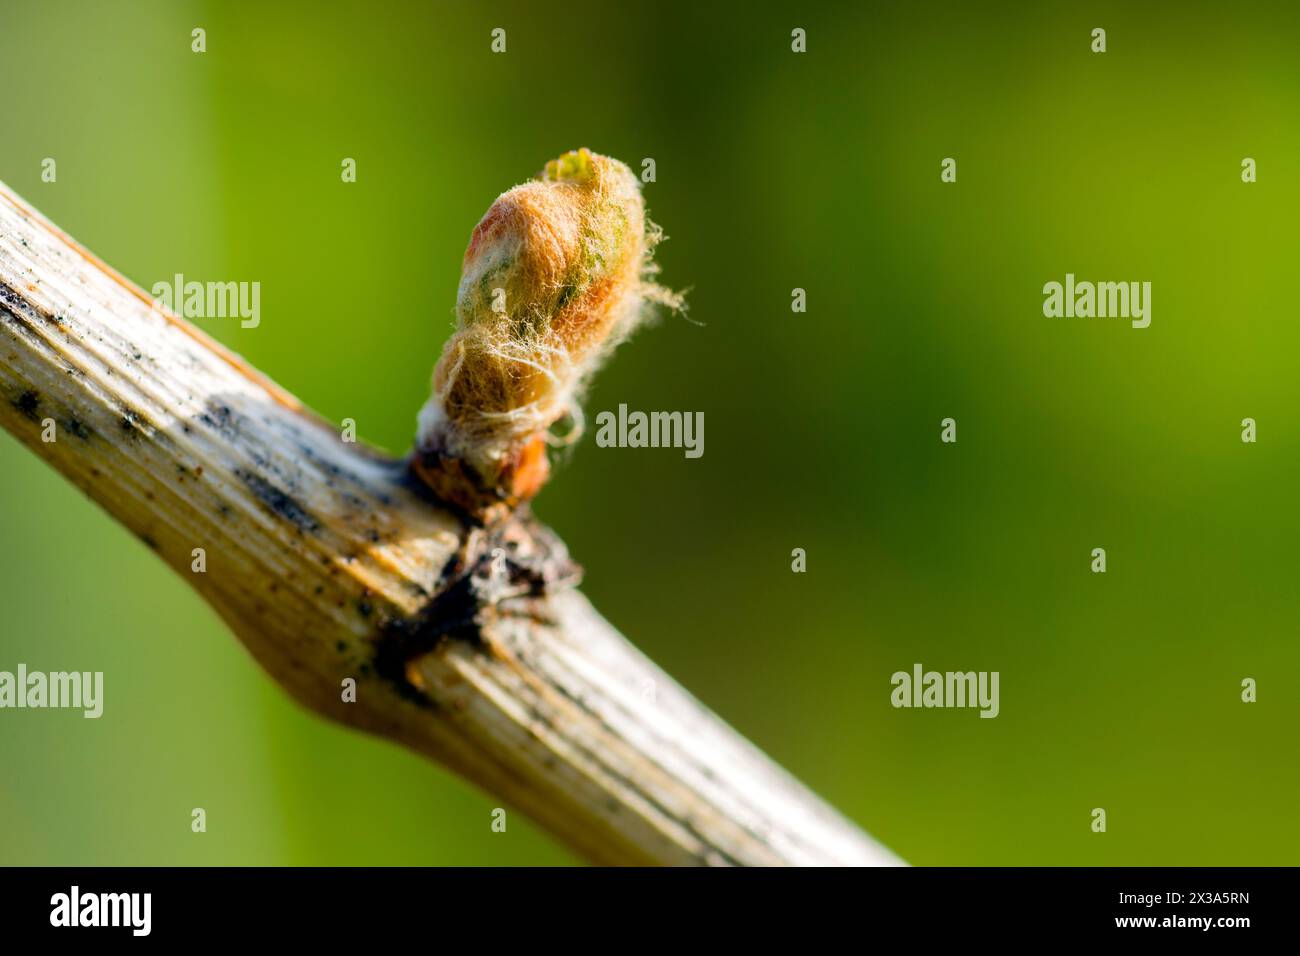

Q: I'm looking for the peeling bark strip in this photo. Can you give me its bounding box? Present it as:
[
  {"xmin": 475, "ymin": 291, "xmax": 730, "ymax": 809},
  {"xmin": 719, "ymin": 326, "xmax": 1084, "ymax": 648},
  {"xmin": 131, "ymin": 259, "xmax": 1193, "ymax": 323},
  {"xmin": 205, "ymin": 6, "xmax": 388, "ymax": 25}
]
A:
[{"xmin": 0, "ymin": 180, "xmax": 902, "ymax": 866}]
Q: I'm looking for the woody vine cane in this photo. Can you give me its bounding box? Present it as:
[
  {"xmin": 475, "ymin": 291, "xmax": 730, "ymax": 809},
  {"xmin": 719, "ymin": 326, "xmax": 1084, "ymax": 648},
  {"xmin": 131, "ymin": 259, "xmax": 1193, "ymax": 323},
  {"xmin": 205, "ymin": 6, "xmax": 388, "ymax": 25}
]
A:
[{"xmin": 0, "ymin": 149, "xmax": 902, "ymax": 866}]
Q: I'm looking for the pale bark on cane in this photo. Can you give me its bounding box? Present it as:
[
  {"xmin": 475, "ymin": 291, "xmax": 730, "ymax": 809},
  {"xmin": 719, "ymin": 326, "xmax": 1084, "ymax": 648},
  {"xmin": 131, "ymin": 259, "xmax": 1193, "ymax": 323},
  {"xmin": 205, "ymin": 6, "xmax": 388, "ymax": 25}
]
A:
[{"xmin": 0, "ymin": 181, "xmax": 902, "ymax": 866}]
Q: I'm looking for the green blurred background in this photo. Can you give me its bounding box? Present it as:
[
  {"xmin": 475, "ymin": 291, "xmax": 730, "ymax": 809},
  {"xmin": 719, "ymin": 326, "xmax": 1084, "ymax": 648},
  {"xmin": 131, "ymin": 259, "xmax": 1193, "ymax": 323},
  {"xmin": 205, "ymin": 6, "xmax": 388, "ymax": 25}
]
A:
[{"xmin": 2, "ymin": 0, "xmax": 1297, "ymax": 865}]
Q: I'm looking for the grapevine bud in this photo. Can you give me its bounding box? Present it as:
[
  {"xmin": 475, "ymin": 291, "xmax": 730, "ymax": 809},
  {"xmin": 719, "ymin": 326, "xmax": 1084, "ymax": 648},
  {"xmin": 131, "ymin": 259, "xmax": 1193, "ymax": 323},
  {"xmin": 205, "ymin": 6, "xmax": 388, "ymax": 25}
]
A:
[{"xmin": 413, "ymin": 148, "xmax": 678, "ymax": 516}]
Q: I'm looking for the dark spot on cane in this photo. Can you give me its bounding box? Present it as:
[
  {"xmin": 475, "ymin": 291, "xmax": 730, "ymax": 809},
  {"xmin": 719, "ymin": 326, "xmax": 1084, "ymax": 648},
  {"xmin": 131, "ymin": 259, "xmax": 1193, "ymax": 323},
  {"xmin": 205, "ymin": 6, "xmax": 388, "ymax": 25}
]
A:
[
  {"xmin": 64, "ymin": 417, "xmax": 91, "ymax": 440},
  {"xmin": 13, "ymin": 390, "xmax": 39, "ymax": 420},
  {"xmin": 237, "ymin": 469, "xmax": 320, "ymax": 534}
]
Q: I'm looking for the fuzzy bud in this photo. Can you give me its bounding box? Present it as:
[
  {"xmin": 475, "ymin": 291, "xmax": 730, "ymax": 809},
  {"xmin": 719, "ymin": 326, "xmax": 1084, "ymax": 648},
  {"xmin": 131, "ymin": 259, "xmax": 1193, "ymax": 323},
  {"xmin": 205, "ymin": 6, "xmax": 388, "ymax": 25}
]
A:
[{"xmin": 414, "ymin": 148, "xmax": 677, "ymax": 515}]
